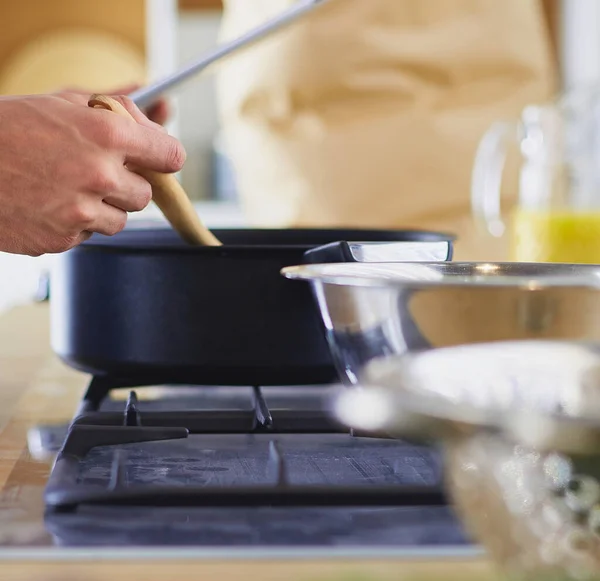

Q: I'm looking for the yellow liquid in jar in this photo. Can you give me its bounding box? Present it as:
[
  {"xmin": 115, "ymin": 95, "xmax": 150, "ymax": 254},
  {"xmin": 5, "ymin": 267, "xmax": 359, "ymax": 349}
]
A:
[{"xmin": 510, "ymin": 210, "xmax": 600, "ymax": 263}]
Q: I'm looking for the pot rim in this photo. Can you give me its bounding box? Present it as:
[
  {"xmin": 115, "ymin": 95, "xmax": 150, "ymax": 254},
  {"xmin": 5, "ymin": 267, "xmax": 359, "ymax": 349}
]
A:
[{"xmin": 282, "ymin": 261, "xmax": 600, "ymax": 290}]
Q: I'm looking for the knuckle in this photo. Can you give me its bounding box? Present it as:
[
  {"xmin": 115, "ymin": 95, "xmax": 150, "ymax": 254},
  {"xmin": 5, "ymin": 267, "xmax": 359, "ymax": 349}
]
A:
[
  {"xmin": 88, "ymin": 161, "xmax": 119, "ymax": 194},
  {"xmin": 67, "ymin": 203, "xmax": 95, "ymax": 228},
  {"xmin": 90, "ymin": 114, "xmax": 123, "ymax": 149},
  {"xmin": 107, "ymin": 214, "xmax": 127, "ymax": 236}
]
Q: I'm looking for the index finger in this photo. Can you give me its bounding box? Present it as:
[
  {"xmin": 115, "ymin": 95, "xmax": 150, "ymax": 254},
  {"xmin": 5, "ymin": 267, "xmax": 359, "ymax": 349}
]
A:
[
  {"xmin": 123, "ymin": 122, "xmax": 187, "ymax": 174},
  {"xmin": 89, "ymin": 96, "xmax": 186, "ymax": 174}
]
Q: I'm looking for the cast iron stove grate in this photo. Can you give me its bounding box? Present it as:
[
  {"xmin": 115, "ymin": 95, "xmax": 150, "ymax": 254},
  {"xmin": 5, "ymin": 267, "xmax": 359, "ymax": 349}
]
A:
[{"xmin": 44, "ymin": 376, "xmax": 448, "ymax": 513}]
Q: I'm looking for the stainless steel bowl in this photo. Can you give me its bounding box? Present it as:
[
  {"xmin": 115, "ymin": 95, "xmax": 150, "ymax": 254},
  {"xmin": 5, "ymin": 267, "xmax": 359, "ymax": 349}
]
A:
[
  {"xmin": 281, "ymin": 262, "xmax": 600, "ymax": 386},
  {"xmin": 333, "ymin": 341, "xmax": 600, "ymax": 580}
]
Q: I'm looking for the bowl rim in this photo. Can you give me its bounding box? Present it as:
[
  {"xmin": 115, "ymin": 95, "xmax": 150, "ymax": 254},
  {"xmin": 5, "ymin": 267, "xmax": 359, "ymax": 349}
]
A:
[{"xmin": 281, "ymin": 261, "xmax": 600, "ymax": 290}]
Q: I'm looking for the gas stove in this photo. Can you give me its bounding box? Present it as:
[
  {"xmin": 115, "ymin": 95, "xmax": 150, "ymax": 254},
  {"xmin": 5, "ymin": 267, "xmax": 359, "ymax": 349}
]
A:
[{"xmin": 38, "ymin": 375, "xmax": 473, "ymax": 549}]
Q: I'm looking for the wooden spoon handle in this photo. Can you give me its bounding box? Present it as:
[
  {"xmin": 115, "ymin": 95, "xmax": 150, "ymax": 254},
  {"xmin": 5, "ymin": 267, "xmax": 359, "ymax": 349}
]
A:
[{"xmin": 88, "ymin": 94, "xmax": 222, "ymax": 246}]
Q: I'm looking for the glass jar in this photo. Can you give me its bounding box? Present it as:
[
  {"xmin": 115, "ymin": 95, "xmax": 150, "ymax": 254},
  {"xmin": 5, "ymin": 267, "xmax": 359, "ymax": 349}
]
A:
[{"xmin": 472, "ymin": 88, "xmax": 600, "ymax": 263}]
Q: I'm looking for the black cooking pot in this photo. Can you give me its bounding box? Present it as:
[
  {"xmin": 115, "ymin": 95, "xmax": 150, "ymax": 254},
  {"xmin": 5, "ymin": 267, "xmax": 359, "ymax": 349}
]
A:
[{"xmin": 49, "ymin": 227, "xmax": 454, "ymax": 387}]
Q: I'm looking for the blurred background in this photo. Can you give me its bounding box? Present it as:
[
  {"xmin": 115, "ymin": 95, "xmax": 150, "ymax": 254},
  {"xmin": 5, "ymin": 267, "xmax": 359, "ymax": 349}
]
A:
[
  {"xmin": 0, "ymin": 0, "xmax": 565, "ymax": 213},
  {"xmin": 0, "ymin": 0, "xmax": 226, "ymax": 206},
  {"xmin": 0, "ymin": 0, "xmax": 598, "ymax": 310}
]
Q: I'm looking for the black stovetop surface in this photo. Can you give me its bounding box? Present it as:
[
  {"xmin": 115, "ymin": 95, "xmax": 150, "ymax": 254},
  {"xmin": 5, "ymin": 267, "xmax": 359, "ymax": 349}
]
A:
[
  {"xmin": 39, "ymin": 382, "xmax": 472, "ymax": 549},
  {"xmin": 78, "ymin": 433, "xmax": 440, "ymax": 489}
]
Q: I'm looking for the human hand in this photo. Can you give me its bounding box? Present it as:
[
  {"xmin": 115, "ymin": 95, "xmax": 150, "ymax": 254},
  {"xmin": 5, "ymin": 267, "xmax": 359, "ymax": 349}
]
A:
[
  {"xmin": 0, "ymin": 92, "xmax": 185, "ymax": 256},
  {"xmin": 57, "ymin": 83, "xmax": 170, "ymax": 126}
]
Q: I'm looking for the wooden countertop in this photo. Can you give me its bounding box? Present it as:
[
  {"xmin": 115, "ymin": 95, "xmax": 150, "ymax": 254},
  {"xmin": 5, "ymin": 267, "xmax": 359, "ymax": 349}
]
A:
[{"xmin": 0, "ymin": 302, "xmax": 500, "ymax": 580}]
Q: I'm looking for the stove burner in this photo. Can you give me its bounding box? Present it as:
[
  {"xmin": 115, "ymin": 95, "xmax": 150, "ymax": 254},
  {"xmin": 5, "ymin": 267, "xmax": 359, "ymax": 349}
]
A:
[{"xmin": 44, "ymin": 377, "xmax": 448, "ymax": 513}]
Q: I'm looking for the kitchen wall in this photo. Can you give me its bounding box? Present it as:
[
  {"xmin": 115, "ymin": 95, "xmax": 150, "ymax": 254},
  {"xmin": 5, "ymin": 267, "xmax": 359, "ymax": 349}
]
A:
[
  {"xmin": 561, "ymin": 0, "xmax": 600, "ymax": 88},
  {"xmin": 175, "ymin": 9, "xmax": 223, "ymax": 202},
  {"xmin": 172, "ymin": 1, "xmax": 600, "ymax": 202}
]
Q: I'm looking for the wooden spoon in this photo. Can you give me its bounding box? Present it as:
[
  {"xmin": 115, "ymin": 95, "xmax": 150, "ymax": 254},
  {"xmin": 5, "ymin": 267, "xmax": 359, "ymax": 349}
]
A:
[{"xmin": 88, "ymin": 94, "xmax": 222, "ymax": 246}]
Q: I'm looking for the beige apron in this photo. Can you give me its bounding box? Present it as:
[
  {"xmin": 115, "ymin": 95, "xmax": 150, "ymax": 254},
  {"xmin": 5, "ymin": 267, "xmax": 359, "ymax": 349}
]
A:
[{"xmin": 215, "ymin": 0, "xmax": 556, "ymax": 261}]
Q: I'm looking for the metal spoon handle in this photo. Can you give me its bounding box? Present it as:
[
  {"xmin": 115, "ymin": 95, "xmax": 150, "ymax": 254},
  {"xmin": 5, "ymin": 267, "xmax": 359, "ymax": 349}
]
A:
[{"xmin": 130, "ymin": 0, "xmax": 331, "ymax": 109}]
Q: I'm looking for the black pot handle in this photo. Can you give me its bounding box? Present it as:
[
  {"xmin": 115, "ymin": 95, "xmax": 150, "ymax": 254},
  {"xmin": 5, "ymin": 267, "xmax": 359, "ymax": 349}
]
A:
[{"xmin": 302, "ymin": 240, "xmax": 453, "ymax": 264}]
